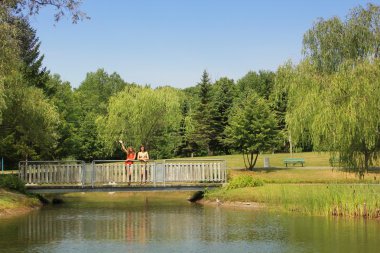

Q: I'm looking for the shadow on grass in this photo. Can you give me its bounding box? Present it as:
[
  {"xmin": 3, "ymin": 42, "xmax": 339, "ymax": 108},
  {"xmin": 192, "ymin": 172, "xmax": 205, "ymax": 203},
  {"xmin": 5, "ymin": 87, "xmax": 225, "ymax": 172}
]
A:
[{"xmin": 233, "ymin": 167, "xmax": 299, "ymax": 173}]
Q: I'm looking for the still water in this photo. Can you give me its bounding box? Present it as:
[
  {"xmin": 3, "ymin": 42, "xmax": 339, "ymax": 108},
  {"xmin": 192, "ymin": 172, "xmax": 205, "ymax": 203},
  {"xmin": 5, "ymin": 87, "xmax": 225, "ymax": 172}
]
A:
[{"xmin": 0, "ymin": 194, "xmax": 379, "ymax": 253}]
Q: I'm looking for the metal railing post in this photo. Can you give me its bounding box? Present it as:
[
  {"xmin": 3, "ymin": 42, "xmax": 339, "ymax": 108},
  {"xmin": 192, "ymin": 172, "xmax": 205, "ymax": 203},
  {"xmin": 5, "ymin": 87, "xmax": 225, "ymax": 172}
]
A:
[
  {"xmin": 91, "ymin": 160, "xmax": 95, "ymax": 188},
  {"xmin": 81, "ymin": 161, "xmax": 86, "ymax": 186},
  {"xmin": 153, "ymin": 161, "xmax": 156, "ymax": 187},
  {"xmin": 163, "ymin": 160, "xmax": 166, "ymax": 187}
]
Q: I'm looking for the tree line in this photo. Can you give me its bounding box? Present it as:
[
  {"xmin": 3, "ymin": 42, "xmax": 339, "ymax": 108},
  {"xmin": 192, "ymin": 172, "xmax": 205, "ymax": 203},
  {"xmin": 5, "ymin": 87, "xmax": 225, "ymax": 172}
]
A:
[{"xmin": 1, "ymin": 1, "xmax": 379, "ymax": 175}]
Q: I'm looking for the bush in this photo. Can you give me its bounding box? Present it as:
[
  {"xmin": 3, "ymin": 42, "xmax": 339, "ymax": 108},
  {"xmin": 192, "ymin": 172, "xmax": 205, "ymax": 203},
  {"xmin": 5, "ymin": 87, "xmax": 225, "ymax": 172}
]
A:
[
  {"xmin": 0, "ymin": 174, "xmax": 26, "ymax": 193},
  {"xmin": 226, "ymin": 175, "xmax": 264, "ymax": 190}
]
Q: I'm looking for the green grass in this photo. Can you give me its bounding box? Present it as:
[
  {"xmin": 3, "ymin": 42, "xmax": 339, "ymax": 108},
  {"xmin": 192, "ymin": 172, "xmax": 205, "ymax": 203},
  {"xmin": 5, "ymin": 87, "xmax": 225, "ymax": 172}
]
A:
[
  {"xmin": 229, "ymin": 168, "xmax": 380, "ymax": 184},
  {"xmin": 190, "ymin": 152, "xmax": 332, "ymax": 169},
  {"xmin": 199, "ymin": 152, "xmax": 380, "ymax": 218},
  {"xmin": 206, "ymin": 184, "xmax": 380, "ymax": 218},
  {"xmin": 0, "ymin": 188, "xmax": 40, "ymax": 211}
]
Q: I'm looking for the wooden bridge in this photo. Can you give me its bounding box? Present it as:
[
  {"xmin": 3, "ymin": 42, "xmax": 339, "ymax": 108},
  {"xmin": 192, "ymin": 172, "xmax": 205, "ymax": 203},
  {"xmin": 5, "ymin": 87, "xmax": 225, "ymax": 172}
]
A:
[{"xmin": 19, "ymin": 159, "xmax": 227, "ymax": 193}]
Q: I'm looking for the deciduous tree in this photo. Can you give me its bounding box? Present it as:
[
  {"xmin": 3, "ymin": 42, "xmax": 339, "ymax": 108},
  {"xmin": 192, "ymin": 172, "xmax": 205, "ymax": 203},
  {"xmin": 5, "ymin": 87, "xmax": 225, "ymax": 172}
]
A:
[
  {"xmin": 225, "ymin": 93, "xmax": 280, "ymax": 170},
  {"xmin": 97, "ymin": 86, "xmax": 183, "ymax": 159}
]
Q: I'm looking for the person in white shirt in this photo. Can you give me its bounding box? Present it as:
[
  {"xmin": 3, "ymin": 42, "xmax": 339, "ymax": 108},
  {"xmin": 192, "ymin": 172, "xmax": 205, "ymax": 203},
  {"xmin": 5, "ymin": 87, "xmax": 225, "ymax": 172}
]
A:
[{"xmin": 137, "ymin": 145, "xmax": 149, "ymax": 183}]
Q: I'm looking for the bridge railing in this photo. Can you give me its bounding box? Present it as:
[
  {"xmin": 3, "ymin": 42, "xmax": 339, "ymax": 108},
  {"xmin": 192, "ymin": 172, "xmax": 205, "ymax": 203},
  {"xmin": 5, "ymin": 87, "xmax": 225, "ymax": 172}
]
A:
[
  {"xmin": 163, "ymin": 159, "xmax": 227, "ymax": 183},
  {"xmin": 91, "ymin": 159, "xmax": 227, "ymax": 186},
  {"xmin": 19, "ymin": 160, "xmax": 85, "ymax": 185},
  {"xmin": 19, "ymin": 159, "xmax": 227, "ymax": 186},
  {"xmin": 91, "ymin": 160, "xmax": 155, "ymax": 186}
]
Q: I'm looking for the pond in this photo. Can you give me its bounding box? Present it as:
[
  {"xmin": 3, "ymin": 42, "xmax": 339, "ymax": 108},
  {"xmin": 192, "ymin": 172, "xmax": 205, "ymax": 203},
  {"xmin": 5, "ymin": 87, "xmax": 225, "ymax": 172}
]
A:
[{"xmin": 0, "ymin": 193, "xmax": 379, "ymax": 253}]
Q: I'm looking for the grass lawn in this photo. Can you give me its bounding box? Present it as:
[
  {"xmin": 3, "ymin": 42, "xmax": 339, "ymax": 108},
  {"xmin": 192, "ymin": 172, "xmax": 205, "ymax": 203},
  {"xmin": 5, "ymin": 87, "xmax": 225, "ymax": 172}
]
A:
[
  {"xmin": 186, "ymin": 151, "xmax": 380, "ymax": 183},
  {"xmin": 199, "ymin": 152, "xmax": 380, "ymax": 218},
  {"xmin": 229, "ymin": 168, "xmax": 380, "ymax": 184},
  {"xmin": 189, "ymin": 152, "xmax": 332, "ymax": 169}
]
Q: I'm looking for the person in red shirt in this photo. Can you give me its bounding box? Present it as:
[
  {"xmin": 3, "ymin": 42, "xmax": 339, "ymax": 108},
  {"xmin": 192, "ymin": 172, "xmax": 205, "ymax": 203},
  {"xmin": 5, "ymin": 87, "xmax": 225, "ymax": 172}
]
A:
[{"xmin": 119, "ymin": 140, "xmax": 136, "ymax": 185}]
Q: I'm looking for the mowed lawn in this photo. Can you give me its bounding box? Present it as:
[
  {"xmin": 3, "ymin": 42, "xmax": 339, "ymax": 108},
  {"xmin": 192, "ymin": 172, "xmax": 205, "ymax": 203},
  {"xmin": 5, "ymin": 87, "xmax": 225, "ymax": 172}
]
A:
[
  {"xmin": 229, "ymin": 168, "xmax": 380, "ymax": 184},
  {"xmin": 186, "ymin": 152, "xmax": 380, "ymax": 183},
  {"xmin": 190, "ymin": 152, "xmax": 332, "ymax": 169}
]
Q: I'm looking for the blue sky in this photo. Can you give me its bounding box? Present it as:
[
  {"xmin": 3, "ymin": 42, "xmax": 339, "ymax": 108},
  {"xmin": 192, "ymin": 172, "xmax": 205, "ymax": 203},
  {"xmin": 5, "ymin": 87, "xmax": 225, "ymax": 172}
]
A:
[{"xmin": 30, "ymin": 0, "xmax": 375, "ymax": 88}]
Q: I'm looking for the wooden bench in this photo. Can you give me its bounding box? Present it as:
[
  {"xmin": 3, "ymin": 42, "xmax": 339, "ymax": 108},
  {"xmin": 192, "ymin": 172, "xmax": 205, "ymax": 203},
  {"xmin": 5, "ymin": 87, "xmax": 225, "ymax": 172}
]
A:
[{"xmin": 283, "ymin": 158, "xmax": 305, "ymax": 167}]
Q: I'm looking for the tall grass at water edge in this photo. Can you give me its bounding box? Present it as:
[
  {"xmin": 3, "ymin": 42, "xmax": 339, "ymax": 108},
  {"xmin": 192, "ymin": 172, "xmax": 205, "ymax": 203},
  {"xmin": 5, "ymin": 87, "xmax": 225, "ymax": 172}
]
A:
[{"xmin": 206, "ymin": 184, "xmax": 380, "ymax": 218}]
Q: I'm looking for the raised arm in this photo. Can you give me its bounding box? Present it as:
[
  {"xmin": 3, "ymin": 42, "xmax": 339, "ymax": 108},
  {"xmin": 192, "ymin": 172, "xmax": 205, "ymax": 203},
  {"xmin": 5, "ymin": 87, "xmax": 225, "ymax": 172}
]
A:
[{"xmin": 119, "ymin": 140, "xmax": 128, "ymax": 154}]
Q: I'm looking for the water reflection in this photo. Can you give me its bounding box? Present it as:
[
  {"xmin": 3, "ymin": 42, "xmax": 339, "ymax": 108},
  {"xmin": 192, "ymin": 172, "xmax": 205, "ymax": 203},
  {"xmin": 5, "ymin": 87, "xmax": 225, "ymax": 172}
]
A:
[{"xmin": 0, "ymin": 200, "xmax": 379, "ymax": 253}]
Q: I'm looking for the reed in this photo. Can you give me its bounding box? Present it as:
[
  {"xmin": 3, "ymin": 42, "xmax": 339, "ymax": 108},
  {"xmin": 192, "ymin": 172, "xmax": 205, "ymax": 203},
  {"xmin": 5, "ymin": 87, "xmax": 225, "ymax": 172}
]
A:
[{"xmin": 206, "ymin": 184, "xmax": 380, "ymax": 218}]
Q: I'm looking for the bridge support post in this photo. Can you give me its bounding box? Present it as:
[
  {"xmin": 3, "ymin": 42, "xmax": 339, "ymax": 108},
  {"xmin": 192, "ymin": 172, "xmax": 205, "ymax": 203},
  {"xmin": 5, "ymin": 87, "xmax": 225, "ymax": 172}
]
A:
[{"xmin": 91, "ymin": 160, "xmax": 95, "ymax": 188}]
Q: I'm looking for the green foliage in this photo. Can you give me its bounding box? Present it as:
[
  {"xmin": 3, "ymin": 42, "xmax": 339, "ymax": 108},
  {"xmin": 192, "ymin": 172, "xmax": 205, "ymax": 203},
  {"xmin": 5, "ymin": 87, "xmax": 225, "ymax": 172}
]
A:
[
  {"xmin": 282, "ymin": 60, "xmax": 380, "ymax": 177},
  {"xmin": 73, "ymin": 69, "xmax": 128, "ymax": 160},
  {"xmin": 5, "ymin": 0, "xmax": 89, "ymax": 24},
  {"xmin": 98, "ymin": 86, "xmax": 183, "ymax": 159},
  {"xmin": 45, "ymin": 74, "xmax": 79, "ymax": 159},
  {"xmin": 0, "ymin": 73, "xmax": 60, "ymax": 161},
  {"xmin": 225, "ymin": 92, "xmax": 281, "ymax": 170},
  {"xmin": 303, "ymin": 3, "xmax": 380, "ymax": 73},
  {"xmin": 75, "ymin": 69, "xmax": 127, "ymax": 115},
  {"xmin": 237, "ymin": 70, "xmax": 275, "ymax": 100},
  {"xmin": 280, "ymin": 3, "xmax": 380, "ymax": 177},
  {"xmin": 0, "ymin": 0, "xmax": 88, "ymax": 165},
  {"xmin": 226, "ymin": 175, "xmax": 264, "ymax": 190},
  {"xmin": 192, "ymin": 70, "xmax": 214, "ymax": 155},
  {"xmin": 207, "ymin": 184, "xmax": 380, "ymax": 218},
  {"xmin": 13, "ymin": 17, "xmax": 49, "ymax": 91},
  {"xmin": 175, "ymin": 99, "xmax": 195, "ymax": 157},
  {"xmin": 0, "ymin": 174, "xmax": 26, "ymax": 193},
  {"xmin": 0, "ymin": 3, "xmax": 21, "ymax": 124},
  {"xmin": 208, "ymin": 77, "xmax": 236, "ymax": 154}
]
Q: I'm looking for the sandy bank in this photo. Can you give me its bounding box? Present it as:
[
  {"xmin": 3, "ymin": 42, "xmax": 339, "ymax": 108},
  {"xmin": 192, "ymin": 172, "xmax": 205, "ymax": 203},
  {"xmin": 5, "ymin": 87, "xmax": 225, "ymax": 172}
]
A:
[{"xmin": 198, "ymin": 199, "xmax": 265, "ymax": 210}]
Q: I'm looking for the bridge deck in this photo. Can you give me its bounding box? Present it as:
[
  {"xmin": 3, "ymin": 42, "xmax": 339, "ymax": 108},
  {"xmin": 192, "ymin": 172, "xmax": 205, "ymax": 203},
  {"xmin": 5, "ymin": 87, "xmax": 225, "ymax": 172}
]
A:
[{"xmin": 26, "ymin": 183, "xmax": 222, "ymax": 193}]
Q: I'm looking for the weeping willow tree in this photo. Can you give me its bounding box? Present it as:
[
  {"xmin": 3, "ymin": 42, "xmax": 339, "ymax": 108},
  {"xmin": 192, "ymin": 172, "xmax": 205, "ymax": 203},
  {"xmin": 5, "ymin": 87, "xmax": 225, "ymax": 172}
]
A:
[
  {"xmin": 97, "ymin": 86, "xmax": 183, "ymax": 159},
  {"xmin": 276, "ymin": 3, "xmax": 380, "ymax": 178},
  {"xmin": 278, "ymin": 59, "xmax": 380, "ymax": 177}
]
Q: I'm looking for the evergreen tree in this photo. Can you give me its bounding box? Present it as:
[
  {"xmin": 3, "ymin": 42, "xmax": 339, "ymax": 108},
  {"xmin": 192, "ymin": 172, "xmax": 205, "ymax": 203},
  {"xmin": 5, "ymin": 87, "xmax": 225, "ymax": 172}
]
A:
[
  {"xmin": 176, "ymin": 100, "xmax": 191, "ymax": 156},
  {"xmin": 192, "ymin": 70, "xmax": 213, "ymax": 155},
  {"xmin": 209, "ymin": 77, "xmax": 235, "ymax": 154},
  {"xmin": 14, "ymin": 17, "xmax": 49, "ymax": 91}
]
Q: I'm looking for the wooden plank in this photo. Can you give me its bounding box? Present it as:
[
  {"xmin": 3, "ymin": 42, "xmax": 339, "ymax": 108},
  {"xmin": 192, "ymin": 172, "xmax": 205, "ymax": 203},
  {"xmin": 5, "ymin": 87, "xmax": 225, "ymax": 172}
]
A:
[
  {"xmin": 37, "ymin": 164, "xmax": 41, "ymax": 184},
  {"xmin": 45, "ymin": 165, "xmax": 49, "ymax": 184},
  {"xmin": 52, "ymin": 165, "xmax": 56, "ymax": 183}
]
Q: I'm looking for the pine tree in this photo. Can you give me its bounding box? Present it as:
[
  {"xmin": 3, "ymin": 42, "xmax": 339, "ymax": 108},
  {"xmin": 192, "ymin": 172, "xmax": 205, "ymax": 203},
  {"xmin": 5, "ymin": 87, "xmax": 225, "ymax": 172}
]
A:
[
  {"xmin": 193, "ymin": 70, "xmax": 213, "ymax": 155},
  {"xmin": 13, "ymin": 17, "xmax": 49, "ymax": 91},
  {"xmin": 209, "ymin": 77, "xmax": 235, "ymax": 154}
]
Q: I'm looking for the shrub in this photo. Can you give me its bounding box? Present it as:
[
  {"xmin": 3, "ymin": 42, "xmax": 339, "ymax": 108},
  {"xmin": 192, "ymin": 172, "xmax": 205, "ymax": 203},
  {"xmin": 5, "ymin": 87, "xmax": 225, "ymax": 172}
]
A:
[
  {"xmin": 226, "ymin": 175, "xmax": 264, "ymax": 190},
  {"xmin": 0, "ymin": 174, "xmax": 26, "ymax": 193}
]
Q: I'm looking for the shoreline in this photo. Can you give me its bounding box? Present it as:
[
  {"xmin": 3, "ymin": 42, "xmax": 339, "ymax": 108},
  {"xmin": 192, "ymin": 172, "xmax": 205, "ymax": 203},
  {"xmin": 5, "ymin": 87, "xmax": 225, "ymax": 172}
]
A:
[
  {"xmin": 0, "ymin": 205, "xmax": 40, "ymax": 218},
  {"xmin": 0, "ymin": 188, "xmax": 42, "ymax": 218},
  {"xmin": 198, "ymin": 199, "xmax": 265, "ymax": 210},
  {"xmin": 204, "ymin": 184, "xmax": 380, "ymax": 219}
]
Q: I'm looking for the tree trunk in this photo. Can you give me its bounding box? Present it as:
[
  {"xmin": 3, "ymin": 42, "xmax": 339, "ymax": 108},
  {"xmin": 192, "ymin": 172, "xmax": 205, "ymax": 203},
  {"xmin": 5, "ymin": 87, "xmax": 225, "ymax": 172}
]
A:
[
  {"xmin": 242, "ymin": 150, "xmax": 249, "ymax": 170},
  {"xmin": 242, "ymin": 151, "xmax": 259, "ymax": 170},
  {"xmin": 362, "ymin": 151, "xmax": 370, "ymax": 180}
]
